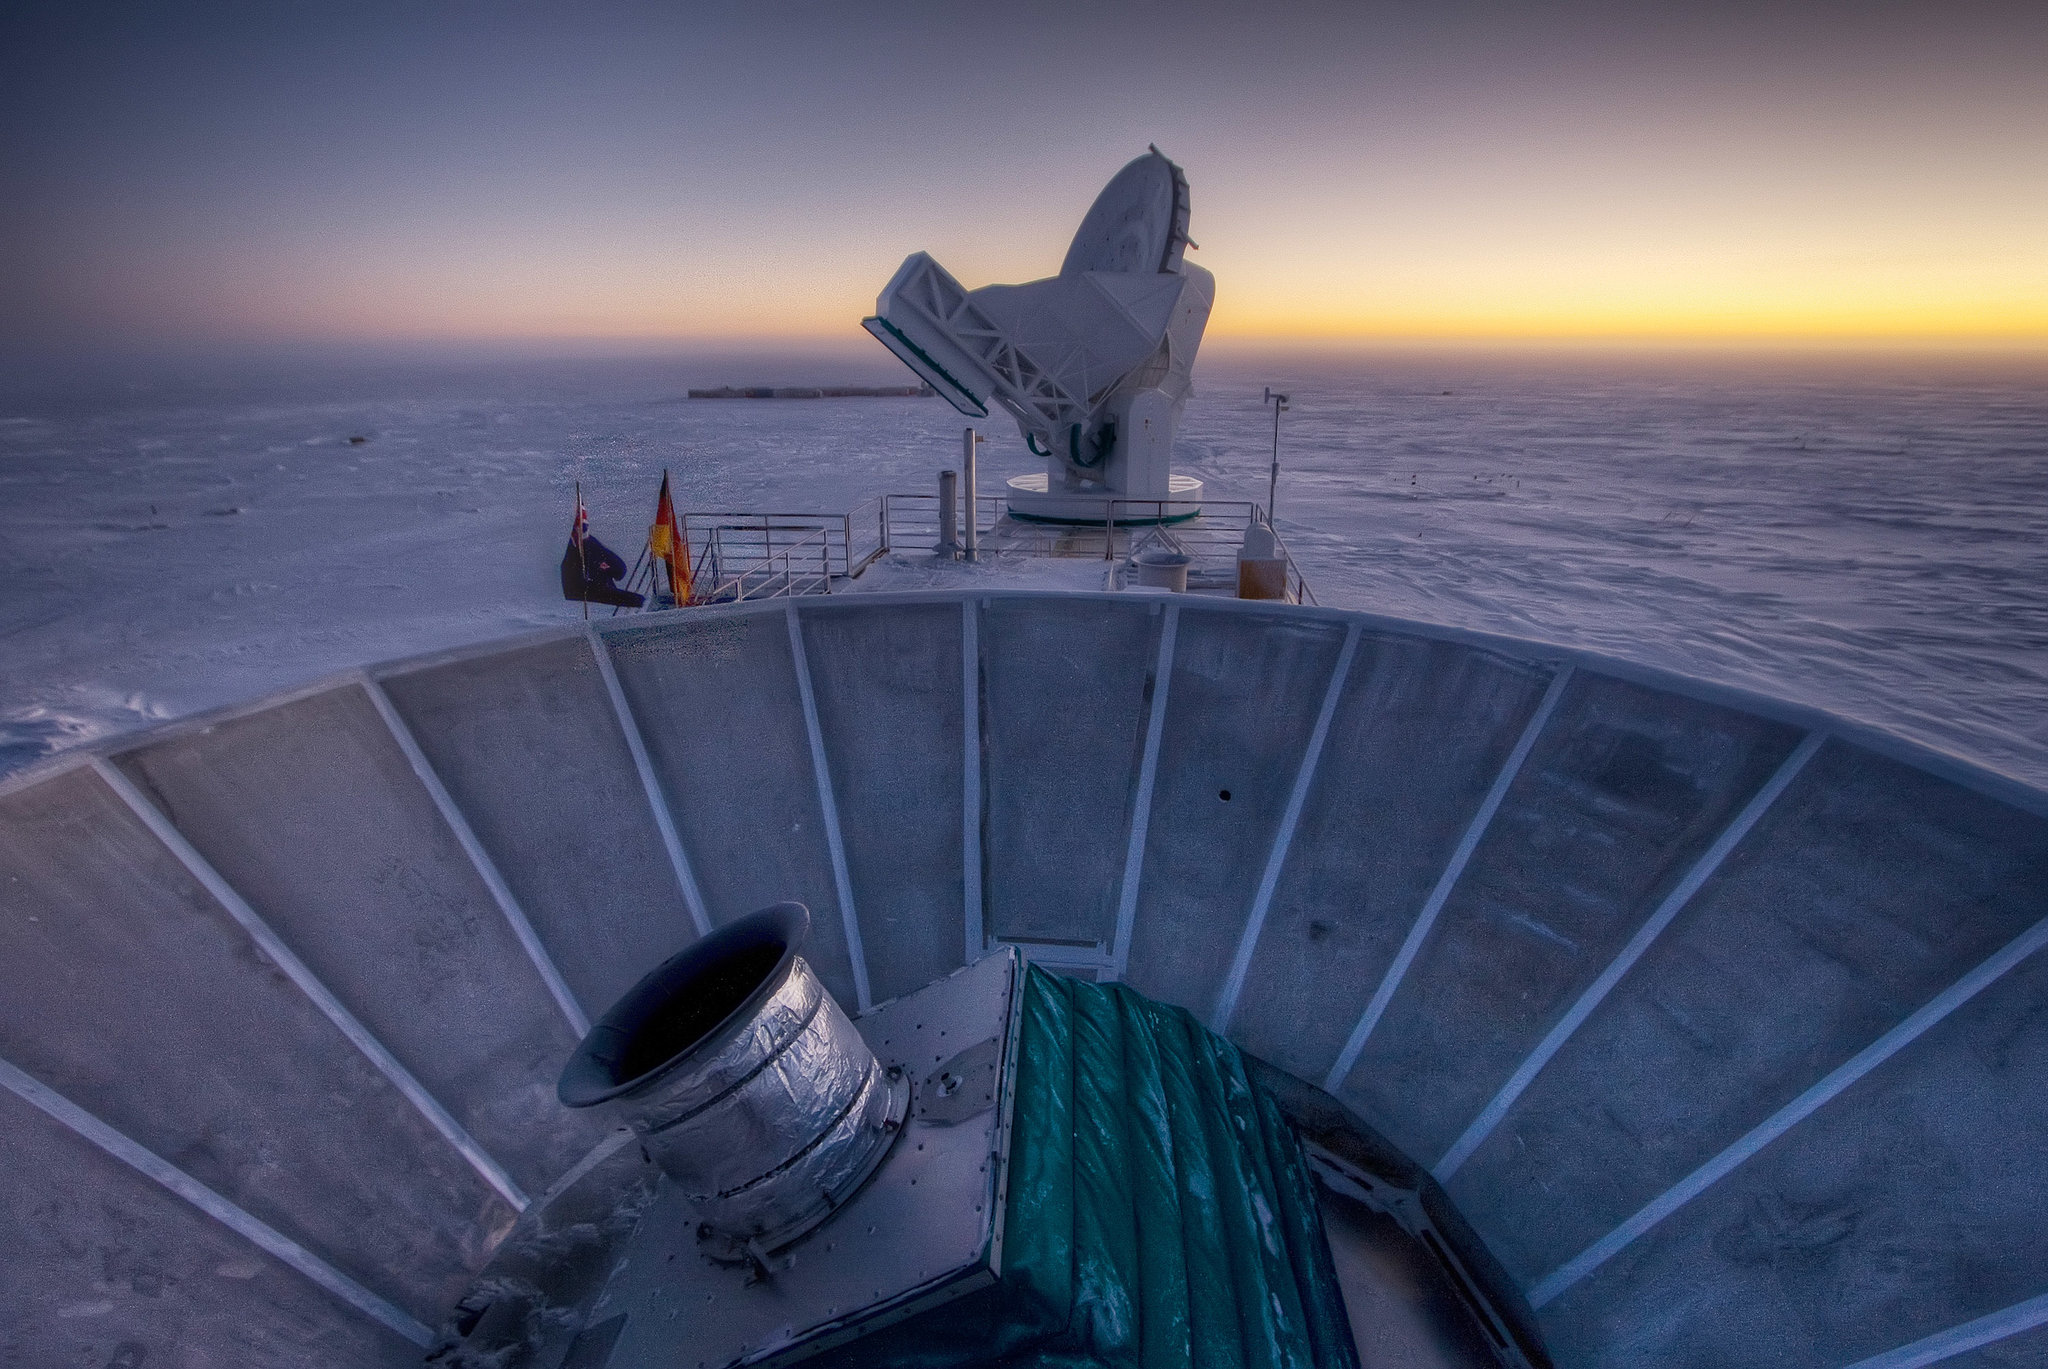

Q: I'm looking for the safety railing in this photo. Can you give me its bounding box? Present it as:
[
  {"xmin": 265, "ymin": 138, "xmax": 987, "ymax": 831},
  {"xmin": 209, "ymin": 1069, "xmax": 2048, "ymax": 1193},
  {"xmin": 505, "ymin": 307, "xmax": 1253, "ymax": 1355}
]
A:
[
  {"xmin": 658, "ymin": 491, "xmax": 1314, "ymax": 607},
  {"xmin": 875, "ymin": 493, "xmax": 1315, "ymax": 606},
  {"xmin": 676, "ymin": 511, "xmax": 860, "ymax": 580},
  {"xmin": 689, "ymin": 522, "xmax": 836, "ymax": 603},
  {"xmin": 876, "ymin": 492, "xmax": 1005, "ymax": 555}
]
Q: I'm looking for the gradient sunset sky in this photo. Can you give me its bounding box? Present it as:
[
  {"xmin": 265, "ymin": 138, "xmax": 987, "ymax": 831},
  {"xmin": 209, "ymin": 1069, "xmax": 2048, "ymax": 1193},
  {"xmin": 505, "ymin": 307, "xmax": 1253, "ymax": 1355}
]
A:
[{"xmin": 4, "ymin": 1, "xmax": 2043, "ymax": 351}]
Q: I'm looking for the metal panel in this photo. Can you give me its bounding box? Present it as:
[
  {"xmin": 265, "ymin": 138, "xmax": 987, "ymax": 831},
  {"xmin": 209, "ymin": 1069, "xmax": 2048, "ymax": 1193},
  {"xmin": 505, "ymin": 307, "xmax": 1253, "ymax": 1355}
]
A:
[
  {"xmin": 1446, "ymin": 741, "xmax": 2048, "ymax": 1289},
  {"xmin": 1533, "ymin": 922, "xmax": 2048, "ymax": 1368},
  {"xmin": 0, "ymin": 1056, "xmax": 434, "ymax": 1348},
  {"xmin": 1213, "ymin": 623, "xmax": 1362, "ymax": 1033},
  {"xmin": 1116, "ymin": 605, "xmax": 1351, "ymax": 1013},
  {"xmin": 379, "ymin": 633, "xmax": 698, "ymax": 1017},
  {"xmin": 1854, "ymin": 1308, "xmax": 2048, "ymax": 1369},
  {"xmin": 980, "ymin": 595, "xmax": 1165, "ymax": 948},
  {"xmin": 964, "ymin": 601, "xmax": 984, "ymax": 963},
  {"xmin": 1435, "ymin": 731, "xmax": 1823, "ymax": 1182},
  {"xmin": 1109, "ymin": 603, "xmax": 1179, "ymax": 978},
  {"xmin": 1326, "ymin": 667, "xmax": 1575, "ymax": 1094},
  {"xmin": 787, "ymin": 605, "xmax": 874, "ymax": 1011},
  {"xmin": 586, "ymin": 625, "xmax": 713, "ymax": 938},
  {"xmin": 599, "ymin": 610, "xmax": 862, "ymax": 1007},
  {"xmin": 0, "ymin": 1083, "xmax": 423, "ymax": 1368},
  {"xmin": 0, "ymin": 767, "xmax": 513, "ymax": 1325},
  {"xmin": 364, "ymin": 677, "xmax": 589, "ymax": 1036},
  {"xmin": 795, "ymin": 599, "xmax": 968, "ymax": 1005},
  {"xmin": 1228, "ymin": 633, "xmax": 1556, "ymax": 1090},
  {"xmin": 110, "ymin": 684, "xmax": 604, "ymax": 1196},
  {"xmin": 1338, "ymin": 671, "xmax": 1807, "ymax": 1165}
]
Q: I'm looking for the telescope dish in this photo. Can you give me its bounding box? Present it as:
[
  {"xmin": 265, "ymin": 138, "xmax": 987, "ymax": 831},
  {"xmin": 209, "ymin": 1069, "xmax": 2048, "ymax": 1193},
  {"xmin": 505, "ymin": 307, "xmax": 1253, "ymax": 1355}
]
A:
[
  {"xmin": 1060, "ymin": 148, "xmax": 1191, "ymax": 277},
  {"xmin": 864, "ymin": 147, "xmax": 1211, "ymax": 519}
]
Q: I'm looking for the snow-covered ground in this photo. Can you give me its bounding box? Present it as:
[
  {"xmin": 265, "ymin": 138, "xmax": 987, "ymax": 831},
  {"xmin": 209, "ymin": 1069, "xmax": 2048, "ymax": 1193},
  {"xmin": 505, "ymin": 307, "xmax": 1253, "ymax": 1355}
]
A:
[{"xmin": 2, "ymin": 349, "xmax": 2044, "ymax": 788}]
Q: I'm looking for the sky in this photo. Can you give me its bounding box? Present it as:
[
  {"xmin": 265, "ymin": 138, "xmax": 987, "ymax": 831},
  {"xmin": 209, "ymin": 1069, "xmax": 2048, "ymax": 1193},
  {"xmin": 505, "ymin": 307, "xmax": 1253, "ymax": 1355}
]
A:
[{"xmin": 3, "ymin": 0, "xmax": 2044, "ymax": 353}]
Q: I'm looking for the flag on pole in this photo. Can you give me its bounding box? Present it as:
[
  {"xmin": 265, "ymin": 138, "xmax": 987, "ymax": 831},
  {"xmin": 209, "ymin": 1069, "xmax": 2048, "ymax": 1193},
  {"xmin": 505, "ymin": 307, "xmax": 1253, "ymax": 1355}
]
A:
[
  {"xmin": 572, "ymin": 483, "xmax": 590, "ymax": 618},
  {"xmin": 650, "ymin": 470, "xmax": 691, "ymax": 606}
]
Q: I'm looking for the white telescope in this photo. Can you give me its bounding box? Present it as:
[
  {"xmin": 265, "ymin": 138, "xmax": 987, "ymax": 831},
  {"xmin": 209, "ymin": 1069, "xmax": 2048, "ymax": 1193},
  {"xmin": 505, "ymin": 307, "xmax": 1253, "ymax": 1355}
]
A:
[{"xmin": 864, "ymin": 148, "xmax": 1213, "ymax": 523}]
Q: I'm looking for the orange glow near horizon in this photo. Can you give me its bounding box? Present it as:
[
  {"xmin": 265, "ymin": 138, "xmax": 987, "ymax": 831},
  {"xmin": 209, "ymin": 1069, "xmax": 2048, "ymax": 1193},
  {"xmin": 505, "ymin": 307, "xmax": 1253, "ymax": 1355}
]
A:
[
  {"xmin": 155, "ymin": 221, "xmax": 2044, "ymax": 352},
  {"xmin": 12, "ymin": 7, "xmax": 2042, "ymax": 355}
]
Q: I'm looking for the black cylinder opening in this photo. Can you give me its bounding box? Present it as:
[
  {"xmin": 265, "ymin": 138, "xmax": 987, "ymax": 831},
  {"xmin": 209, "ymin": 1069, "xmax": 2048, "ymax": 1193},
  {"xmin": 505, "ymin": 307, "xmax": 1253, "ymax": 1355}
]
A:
[{"xmin": 559, "ymin": 902, "xmax": 809, "ymax": 1107}]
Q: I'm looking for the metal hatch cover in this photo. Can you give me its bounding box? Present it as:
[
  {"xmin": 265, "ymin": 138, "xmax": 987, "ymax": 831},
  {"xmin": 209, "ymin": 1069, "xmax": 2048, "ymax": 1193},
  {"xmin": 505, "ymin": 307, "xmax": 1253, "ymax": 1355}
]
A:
[{"xmin": 583, "ymin": 948, "xmax": 1024, "ymax": 1369}]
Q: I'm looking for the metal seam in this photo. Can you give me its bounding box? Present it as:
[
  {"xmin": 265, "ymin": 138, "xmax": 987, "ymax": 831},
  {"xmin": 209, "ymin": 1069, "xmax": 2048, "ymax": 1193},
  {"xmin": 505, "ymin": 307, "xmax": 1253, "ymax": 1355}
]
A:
[
  {"xmin": 1324, "ymin": 665, "xmax": 1575, "ymax": 1092},
  {"xmin": 586, "ymin": 626, "xmax": 712, "ymax": 938},
  {"xmin": 1432, "ymin": 730, "xmax": 1826, "ymax": 1182},
  {"xmin": 963, "ymin": 600, "xmax": 984, "ymax": 964},
  {"xmin": 1212, "ymin": 622, "xmax": 1362, "ymax": 1033},
  {"xmin": 1837, "ymin": 1291, "xmax": 2048, "ymax": 1369},
  {"xmin": 785, "ymin": 604, "xmax": 872, "ymax": 1011},
  {"xmin": 0, "ymin": 1054, "xmax": 436, "ymax": 1348},
  {"xmin": 89, "ymin": 756, "xmax": 530, "ymax": 1212},
  {"xmin": 359, "ymin": 676, "xmax": 590, "ymax": 1038},
  {"xmin": 1529, "ymin": 907, "xmax": 2048, "ymax": 1308},
  {"xmin": 1109, "ymin": 603, "xmax": 1180, "ymax": 979}
]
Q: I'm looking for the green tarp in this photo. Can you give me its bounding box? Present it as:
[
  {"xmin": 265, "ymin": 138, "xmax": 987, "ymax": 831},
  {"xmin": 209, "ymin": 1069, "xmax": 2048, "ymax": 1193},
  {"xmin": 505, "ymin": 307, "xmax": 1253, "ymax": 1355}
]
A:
[{"xmin": 816, "ymin": 966, "xmax": 1358, "ymax": 1369}]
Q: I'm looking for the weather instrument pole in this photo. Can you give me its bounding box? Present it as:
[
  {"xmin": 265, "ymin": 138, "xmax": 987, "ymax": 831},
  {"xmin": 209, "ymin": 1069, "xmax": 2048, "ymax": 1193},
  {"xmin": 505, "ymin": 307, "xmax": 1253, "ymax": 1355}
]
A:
[{"xmin": 1263, "ymin": 388, "xmax": 1289, "ymax": 524}]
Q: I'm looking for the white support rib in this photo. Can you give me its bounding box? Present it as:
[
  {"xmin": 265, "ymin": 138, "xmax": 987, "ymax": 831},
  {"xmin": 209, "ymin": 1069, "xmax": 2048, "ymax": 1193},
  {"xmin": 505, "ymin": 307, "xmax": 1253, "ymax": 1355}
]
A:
[
  {"xmin": 361, "ymin": 678, "xmax": 589, "ymax": 1038},
  {"xmin": 785, "ymin": 605, "xmax": 872, "ymax": 1011},
  {"xmin": 1323, "ymin": 666, "xmax": 1574, "ymax": 1093},
  {"xmin": 1108, "ymin": 604, "xmax": 1180, "ymax": 981},
  {"xmin": 1433, "ymin": 731, "xmax": 1826, "ymax": 1182},
  {"xmin": 585, "ymin": 627, "xmax": 711, "ymax": 938},
  {"xmin": 1530, "ymin": 908, "xmax": 2048, "ymax": 1309},
  {"xmin": 1840, "ymin": 1291, "xmax": 2048, "ymax": 1369},
  {"xmin": 90, "ymin": 757, "xmax": 530, "ymax": 1213},
  {"xmin": 0, "ymin": 1055, "xmax": 436, "ymax": 1349},
  {"xmin": 962, "ymin": 600, "xmax": 984, "ymax": 964},
  {"xmin": 1212, "ymin": 623, "xmax": 1362, "ymax": 1033}
]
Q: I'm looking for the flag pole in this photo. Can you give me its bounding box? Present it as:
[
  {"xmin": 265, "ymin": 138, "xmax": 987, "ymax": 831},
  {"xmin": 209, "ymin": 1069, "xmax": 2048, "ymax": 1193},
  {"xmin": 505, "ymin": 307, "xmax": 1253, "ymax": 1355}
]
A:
[{"xmin": 576, "ymin": 480, "xmax": 588, "ymax": 621}]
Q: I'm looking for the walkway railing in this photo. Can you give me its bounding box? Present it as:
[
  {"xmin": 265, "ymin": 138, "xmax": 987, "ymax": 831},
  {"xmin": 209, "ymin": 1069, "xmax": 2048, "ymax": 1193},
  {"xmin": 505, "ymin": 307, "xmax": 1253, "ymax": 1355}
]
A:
[
  {"xmin": 677, "ymin": 506, "xmax": 889, "ymax": 584},
  {"xmin": 689, "ymin": 522, "xmax": 835, "ymax": 603},
  {"xmin": 655, "ymin": 492, "xmax": 1315, "ymax": 607}
]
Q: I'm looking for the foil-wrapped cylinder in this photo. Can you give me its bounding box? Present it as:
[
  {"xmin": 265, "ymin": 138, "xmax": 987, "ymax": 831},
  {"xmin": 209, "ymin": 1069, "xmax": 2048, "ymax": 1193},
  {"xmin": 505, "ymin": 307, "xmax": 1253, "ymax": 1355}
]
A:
[{"xmin": 558, "ymin": 903, "xmax": 904, "ymax": 1256}]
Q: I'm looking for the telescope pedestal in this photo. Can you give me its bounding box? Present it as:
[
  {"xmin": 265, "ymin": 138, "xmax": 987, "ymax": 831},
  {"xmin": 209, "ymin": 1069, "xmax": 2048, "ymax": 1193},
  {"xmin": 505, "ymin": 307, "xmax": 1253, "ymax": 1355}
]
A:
[{"xmin": 1004, "ymin": 472, "xmax": 1203, "ymax": 526}]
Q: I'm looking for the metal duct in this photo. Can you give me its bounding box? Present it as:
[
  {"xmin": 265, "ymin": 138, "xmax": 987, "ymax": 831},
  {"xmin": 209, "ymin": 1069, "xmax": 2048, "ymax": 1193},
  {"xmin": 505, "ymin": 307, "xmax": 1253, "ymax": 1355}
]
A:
[{"xmin": 558, "ymin": 903, "xmax": 907, "ymax": 1263}]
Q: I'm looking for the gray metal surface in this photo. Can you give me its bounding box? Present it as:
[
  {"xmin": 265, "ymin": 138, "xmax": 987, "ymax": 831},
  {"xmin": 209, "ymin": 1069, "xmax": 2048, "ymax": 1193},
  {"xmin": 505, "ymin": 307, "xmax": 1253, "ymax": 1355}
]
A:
[
  {"xmin": 109, "ymin": 683, "xmax": 606, "ymax": 1195},
  {"xmin": 601, "ymin": 612, "xmax": 864, "ymax": 1006},
  {"xmin": 979, "ymin": 594, "xmax": 1165, "ymax": 951},
  {"xmin": 1343, "ymin": 670, "xmax": 1808, "ymax": 1168},
  {"xmin": 378, "ymin": 633, "xmax": 696, "ymax": 1019},
  {"xmin": 0, "ymin": 766, "xmax": 512, "ymax": 1332},
  {"xmin": 793, "ymin": 599, "xmax": 967, "ymax": 1003},
  {"xmin": 0, "ymin": 1083, "xmax": 425, "ymax": 1368},
  {"xmin": 4, "ymin": 590, "xmax": 2046, "ymax": 1367},
  {"xmin": 593, "ymin": 950, "xmax": 1020, "ymax": 1369},
  {"xmin": 1121, "ymin": 608, "xmax": 1351, "ymax": 1011}
]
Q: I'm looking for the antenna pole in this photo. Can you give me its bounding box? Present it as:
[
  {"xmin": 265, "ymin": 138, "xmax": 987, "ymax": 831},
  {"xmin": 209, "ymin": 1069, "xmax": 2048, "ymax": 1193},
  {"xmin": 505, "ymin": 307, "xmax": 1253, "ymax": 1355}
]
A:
[{"xmin": 1263, "ymin": 388, "xmax": 1290, "ymax": 524}]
